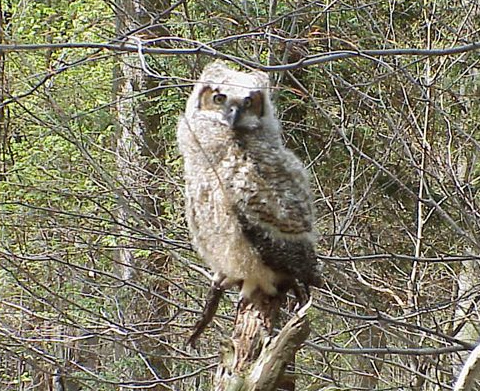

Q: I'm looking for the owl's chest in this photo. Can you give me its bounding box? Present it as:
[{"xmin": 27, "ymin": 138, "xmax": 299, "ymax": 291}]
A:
[
  {"xmin": 185, "ymin": 138, "xmax": 251, "ymax": 178},
  {"xmin": 184, "ymin": 147, "xmax": 257, "ymax": 222},
  {"xmin": 185, "ymin": 152, "xmax": 249, "ymax": 198},
  {"xmin": 184, "ymin": 165, "xmax": 240, "ymax": 257}
]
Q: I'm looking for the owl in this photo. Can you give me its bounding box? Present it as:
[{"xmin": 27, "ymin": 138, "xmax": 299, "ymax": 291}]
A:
[{"xmin": 177, "ymin": 60, "xmax": 322, "ymax": 300}]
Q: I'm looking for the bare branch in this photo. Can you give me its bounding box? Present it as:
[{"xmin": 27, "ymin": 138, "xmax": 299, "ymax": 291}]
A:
[
  {"xmin": 0, "ymin": 40, "xmax": 479, "ymax": 70},
  {"xmin": 306, "ymin": 343, "xmax": 470, "ymax": 356}
]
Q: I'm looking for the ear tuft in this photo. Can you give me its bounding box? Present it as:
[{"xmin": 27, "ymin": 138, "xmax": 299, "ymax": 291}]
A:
[
  {"xmin": 198, "ymin": 86, "xmax": 213, "ymax": 109},
  {"xmin": 249, "ymin": 91, "xmax": 265, "ymax": 117}
]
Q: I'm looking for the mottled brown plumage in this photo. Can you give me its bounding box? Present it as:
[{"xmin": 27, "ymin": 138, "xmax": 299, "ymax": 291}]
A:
[{"xmin": 177, "ymin": 61, "xmax": 321, "ymax": 299}]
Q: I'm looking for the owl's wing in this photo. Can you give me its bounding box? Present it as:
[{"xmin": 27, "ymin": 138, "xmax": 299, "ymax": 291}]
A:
[
  {"xmin": 236, "ymin": 149, "xmax": 314, "ymax": 237},
  {"xmin": 229, "ymin": 149, "xmax": 322, "ymax": 286}
]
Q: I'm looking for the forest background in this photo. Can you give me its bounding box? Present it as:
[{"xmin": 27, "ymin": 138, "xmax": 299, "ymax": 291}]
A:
[{"xmin": 1, "ymin": 0, "xmax": 480, "ymax": 390}]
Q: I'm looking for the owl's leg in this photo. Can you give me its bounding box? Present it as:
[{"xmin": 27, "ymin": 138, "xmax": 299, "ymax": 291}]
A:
[
  {"xmin": 187, "ymin": 273, "xmax": 226, "ymax": 348},
  {"xmin": 291, "ymin": 280, "xmax": 310, "ymax": 309}
]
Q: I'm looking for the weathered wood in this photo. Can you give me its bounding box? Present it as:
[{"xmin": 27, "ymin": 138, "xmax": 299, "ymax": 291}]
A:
[
  {"xmin": 214, "ymin": 292, "xmax": 312, "ymax": 391},
  {"xmin": 454, "ymin": 343, "xmax": 480, "ymax": 391}
]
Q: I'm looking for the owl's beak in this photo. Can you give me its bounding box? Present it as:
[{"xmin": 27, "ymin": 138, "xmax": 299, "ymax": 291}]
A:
[{"xmin": 226, "ymin": 105, "xmax": 241, "ymax": 128}]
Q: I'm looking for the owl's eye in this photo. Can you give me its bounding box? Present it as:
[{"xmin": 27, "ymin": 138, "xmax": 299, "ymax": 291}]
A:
[
  {"xmin": 243, "ymin": 97, "xmax": 252, "ymax": 108},
  {"xmin": 213, "ymin": 93, "xmax": 227, "ymax": 105}
]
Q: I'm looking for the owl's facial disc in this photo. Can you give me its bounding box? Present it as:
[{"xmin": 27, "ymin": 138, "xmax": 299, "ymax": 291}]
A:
[{"xmin": 198, "ymin": 86, "xmax": 264, "ymax": 131}]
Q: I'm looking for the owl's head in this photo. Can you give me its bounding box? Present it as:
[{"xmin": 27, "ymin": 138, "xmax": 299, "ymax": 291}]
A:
[
  {"xmin": 186, "ymin": 61, "xmax": 275, "ymax": 133},
  {"xmin": 197, "ymin": 85, "xmax": 265, "ymax": 131}
]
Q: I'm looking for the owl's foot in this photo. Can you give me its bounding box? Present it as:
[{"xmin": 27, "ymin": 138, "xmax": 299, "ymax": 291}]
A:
[{"xmin": 291, "ymin": 280, "xmax": 310, "ymax": 308}]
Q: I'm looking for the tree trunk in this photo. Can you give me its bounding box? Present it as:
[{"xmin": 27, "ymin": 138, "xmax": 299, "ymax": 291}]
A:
[
  {"xmin": 0, "ymin": 0, "xmax": 9, "ymax": 181},
  {"xmin": 215, "ymin": 292, "xmax": 311, "ymax": 391},
  {"xmin": 113, "ymin": 1, "xmax": 171, "ymax": 389}
]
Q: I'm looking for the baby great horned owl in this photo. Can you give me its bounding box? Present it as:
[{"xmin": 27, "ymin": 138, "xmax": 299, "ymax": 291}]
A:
[{"xmin": 177, "ymin": 60, "xmax": 322, "ymax": 299}]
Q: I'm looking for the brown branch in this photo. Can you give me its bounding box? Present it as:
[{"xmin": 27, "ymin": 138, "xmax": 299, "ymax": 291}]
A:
[{"xmin": 187, "ymin": 280, "xmax": 224, "ymax": 348}]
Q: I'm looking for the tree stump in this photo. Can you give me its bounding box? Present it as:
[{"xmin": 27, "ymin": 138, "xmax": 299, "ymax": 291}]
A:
[{"xmin": 214, "ymin": 291, "xmax": 311, "ymax": 391}]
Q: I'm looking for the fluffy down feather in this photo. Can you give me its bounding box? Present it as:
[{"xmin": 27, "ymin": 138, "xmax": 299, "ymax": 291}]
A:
[{"xmin": 177, "ymin": 61, "xmax": 321, "ymax": 299}]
